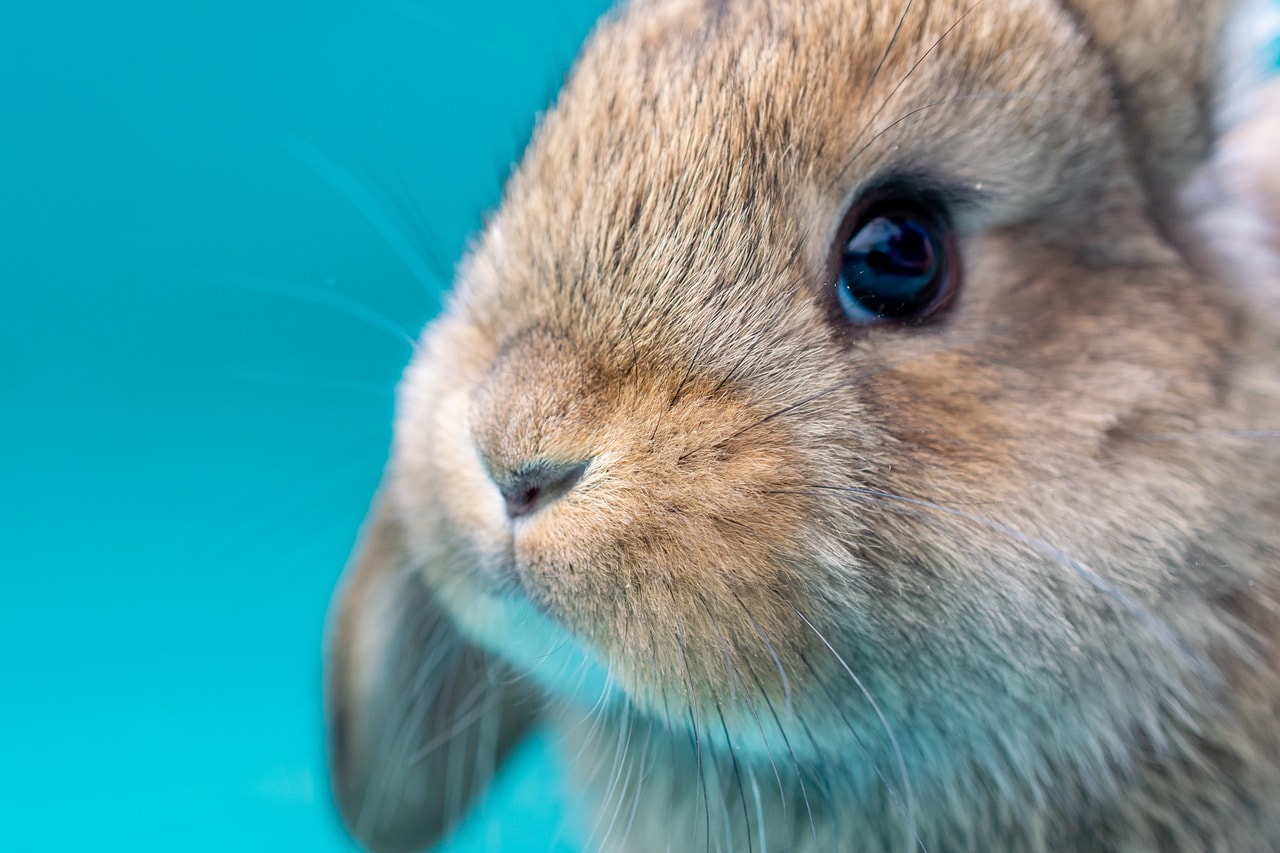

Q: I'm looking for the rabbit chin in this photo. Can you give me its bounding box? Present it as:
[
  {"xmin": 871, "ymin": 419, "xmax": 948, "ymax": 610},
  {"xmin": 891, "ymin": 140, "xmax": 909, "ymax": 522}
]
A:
[
  {"xmin": 452, "ymin": 586, "xmax": 623, "ymax": 712},
  {"xmin": 446, "ymin": 584, "xmax": 829, "ymax": 759}
]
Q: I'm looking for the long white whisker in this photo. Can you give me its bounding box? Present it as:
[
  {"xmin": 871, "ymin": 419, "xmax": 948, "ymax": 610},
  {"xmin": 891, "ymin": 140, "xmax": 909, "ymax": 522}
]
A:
[
  {"xmin": 587, "ymin": 701, "xmax": 637, "ymax": 850},
  {"xmin": 563, "ymin": 665, "xmax": 618, "ymax": 764},
  {"xmin": 617, "ymin": 715, "xmax": 657, "ymax": 852},
  {"xmin": 278, "ymin": 133, "xmax": 449, "ymax": 297},
  {"xmin": 788, "ymin": 605, "xmax": 921, "ymax": 852},
  {"xmin": 748, "ymin": 763, "xmax": 769, "ymax": 853},
  {"xmin": 185, "ymin": 266, "xmax": 420, "ymax": 350},
  {"xmin": 731, "ymin": 594, "xmax": 820, "ymax": 850}
]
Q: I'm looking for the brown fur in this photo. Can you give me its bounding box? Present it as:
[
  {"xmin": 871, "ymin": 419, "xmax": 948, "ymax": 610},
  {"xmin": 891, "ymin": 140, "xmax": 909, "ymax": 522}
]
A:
[{"xmin": 325, "ymin": 0, "xmax": 1280, "ymax": 850}]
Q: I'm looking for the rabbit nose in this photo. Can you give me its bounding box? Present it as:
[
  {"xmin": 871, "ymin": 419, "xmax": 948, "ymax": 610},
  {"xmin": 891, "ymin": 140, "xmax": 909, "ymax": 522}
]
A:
[{"xmin": 492, "ymin": 459, "xmax": 590, "ymax": 520}]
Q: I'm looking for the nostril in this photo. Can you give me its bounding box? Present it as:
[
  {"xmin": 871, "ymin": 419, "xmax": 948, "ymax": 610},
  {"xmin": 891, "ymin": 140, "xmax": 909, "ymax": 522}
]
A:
[
  {"xmin": 497, "ymin": 459, "xmax": 590, "ymax": 520},
  {"xmin": 506, "ymin": 485, "xmax": 540, "ymax": 518}
]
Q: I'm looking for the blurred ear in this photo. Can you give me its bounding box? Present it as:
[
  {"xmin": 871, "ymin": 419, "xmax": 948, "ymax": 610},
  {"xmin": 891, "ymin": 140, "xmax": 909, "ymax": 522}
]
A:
[
  {"xmin": 324, "ymin": 493, "xmax": 537, "ymax": 853},
  {"xmin": 1065, "ymin": 0, "xmax": 1236, "ymax": 204}
]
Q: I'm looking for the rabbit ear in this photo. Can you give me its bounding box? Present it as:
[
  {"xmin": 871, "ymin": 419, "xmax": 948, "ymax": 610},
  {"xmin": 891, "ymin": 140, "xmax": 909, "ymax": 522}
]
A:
[
  {"xmin": 324, "ymin": 493, "xmax": 537, "ymax": 853},
  {"xmin": 1063, "ymin": 0, "xmax": 1236, "ymax": 204}
]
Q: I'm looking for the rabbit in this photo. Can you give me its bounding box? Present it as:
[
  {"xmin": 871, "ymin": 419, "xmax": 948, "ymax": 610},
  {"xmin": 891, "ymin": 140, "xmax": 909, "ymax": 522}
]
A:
[{"xmin": 324, "ymin": 0, "xmax": 1280, "ymax": 850}]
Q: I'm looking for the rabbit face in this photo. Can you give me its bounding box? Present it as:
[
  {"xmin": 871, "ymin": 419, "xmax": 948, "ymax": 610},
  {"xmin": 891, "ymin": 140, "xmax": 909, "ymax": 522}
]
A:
[{"xmin": 392, "ymin": 0, "xmax": 1255, "ymax": 760}]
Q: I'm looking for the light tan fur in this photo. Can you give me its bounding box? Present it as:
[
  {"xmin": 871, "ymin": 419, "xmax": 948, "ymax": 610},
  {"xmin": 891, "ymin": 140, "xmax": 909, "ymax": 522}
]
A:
[{"xmin": 325, "ymin": 0, "xmax": 1280, "ymax": 850}]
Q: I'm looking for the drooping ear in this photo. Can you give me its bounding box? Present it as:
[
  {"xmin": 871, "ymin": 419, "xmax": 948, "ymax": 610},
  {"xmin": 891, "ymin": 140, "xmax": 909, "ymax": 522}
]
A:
[
  {"xmin": 324, "ymin": 492, "xmax": 537, "ymax": 853},
  {"xmin": 1064, "ymin": 0, "xmax": 1237, "ymax": 205}
]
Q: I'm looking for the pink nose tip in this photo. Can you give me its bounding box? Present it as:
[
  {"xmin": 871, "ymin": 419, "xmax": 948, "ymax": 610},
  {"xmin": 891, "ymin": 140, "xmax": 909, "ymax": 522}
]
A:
[{"xmin": 495, "ymin": 459, "xmax": 590, "ymax": 519}]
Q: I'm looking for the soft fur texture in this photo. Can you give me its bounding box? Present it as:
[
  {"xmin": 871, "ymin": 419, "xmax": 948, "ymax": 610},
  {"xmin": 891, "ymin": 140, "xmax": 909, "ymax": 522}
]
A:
[{"xmin": 325, "ymin": 1, "xmax": 1280, "ymax": 850}]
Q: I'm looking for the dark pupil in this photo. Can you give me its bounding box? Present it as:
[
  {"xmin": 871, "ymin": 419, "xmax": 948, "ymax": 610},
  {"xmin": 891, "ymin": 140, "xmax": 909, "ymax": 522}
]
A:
[{"xmin": 840, "ymin": 213, "xmax": 941, "ymax": 319}]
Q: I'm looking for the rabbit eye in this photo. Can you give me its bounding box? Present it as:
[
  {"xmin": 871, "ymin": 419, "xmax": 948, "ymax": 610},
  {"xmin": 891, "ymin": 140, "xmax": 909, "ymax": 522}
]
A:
[{"xmin": 832, "ymin": 203, "xmax": 956, "ymax": 324}]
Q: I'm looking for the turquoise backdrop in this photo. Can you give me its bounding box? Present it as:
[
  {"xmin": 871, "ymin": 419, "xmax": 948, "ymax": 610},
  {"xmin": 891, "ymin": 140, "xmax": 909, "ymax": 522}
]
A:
[{"xmin": 2, "ymin": 2, "xmax": 607, "ymax": 850}]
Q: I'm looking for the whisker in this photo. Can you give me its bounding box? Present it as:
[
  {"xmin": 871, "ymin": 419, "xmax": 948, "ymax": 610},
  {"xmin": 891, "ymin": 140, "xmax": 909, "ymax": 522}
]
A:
[
  {"xmin": 442, "ymin": 673, "xmax": 483, "ymax": 831},
  {"xmin": 401, "ymin": 662, "xmax": 494, "ymax": 765},
  {"xmin": 470, "ymin": 662, "xmax": 505, "ymax": 813},
  {"xmin": 792, "ymin": 703, "xmax": 839, "ymax": 827},
  {"xmin": 716, "ymin": 334, "xmax": 978, "ymax": 449},
  {"xmin": 862, "ymin": 0, "xmax": 916, "ymax": 112},
  {"xmin": 794, "ymin": 646, "xmax": 921, "ymax": 851},
  {"xmin": 360, "ymin": 602, "xmax": 492, "ymax": 838},
  {"xmin": 567, "ymin": 690, "xmax": 622, "ymax": 835},
  {"xmin": 563, "ymin": 665, "xmax": 619, "ymax": 765},
  {"xmin": 652, "ymin": 318, "xmax": 718, "ymax": 443},
  {"xmin": 617, "ymin": 714, "xmax": 657, "ymax": 852},
  {"xmin": 841, "ymin": 3, "xmax": 980, "ymax": 185},
  {"xmin": 704, "ymin": 599, "xmax": 740, "ymax": 706},
  {"xmin": 712, "ymin": 700, "xmax": 756, "ymax": 853},
  {"xmin": 586, "ymin": 700, "xmax": 637, "ymax": 850},
  {"xmin": 788, "ymin": 605, "xmax": 921, "ymax": 852},
  {"xmin": 731, "ymin": 594, "xmax": 820, "ymax": 850},
  {"xmin": 790, "ymin": 483, "xmax": 1209, "ymax": 677},
  {"xmin": 699, "ymin": 592, "xmax": 788, "ymax": 826},
  {"xmin": 277, "ymin": 133, "xmax": 449, "ymax": 297},
  {"xmin": 842, "ymin": 90, "xmax": 1089, "ymax": 185},
  {"xmin": 369, "ymin": 117, "xmax": 456, "ymax": 283},
  {"xmin": 747, "ymin": 764, "xmax": 769, "ymax": 853},
  {"xmin": 598, "ymin": 282, "xmax": 644, "ymax": 381},
  {"xmin": 711, "ymin": 293, "xmax": 797, "ymax": 398},
  {"xmin": 185, "ymin": 266, "xmax": 420, "ymax": 351},
  {"xmin": 659, "ymin": 688, "xmax": 690, "ymax": 843},
  {"xmin": 674, "ymin": 605, "xmax": 714, "ymax": 853},
  {"xmin": 732, "ymin": 591, "xmax": 794, "ymax": 717}
]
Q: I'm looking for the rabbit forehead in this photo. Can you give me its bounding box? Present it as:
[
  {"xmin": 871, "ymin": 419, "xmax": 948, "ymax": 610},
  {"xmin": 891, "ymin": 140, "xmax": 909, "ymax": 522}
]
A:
[{"xmin": 455, "ymin": 0, "xmax": 1124, "ymax": 337}]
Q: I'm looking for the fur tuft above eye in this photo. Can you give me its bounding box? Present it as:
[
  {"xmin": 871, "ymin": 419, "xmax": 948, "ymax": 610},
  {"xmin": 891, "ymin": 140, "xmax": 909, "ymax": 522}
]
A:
[{"xmin": 830, "ymin": 201, "xmax": 958, "ymax": 325}]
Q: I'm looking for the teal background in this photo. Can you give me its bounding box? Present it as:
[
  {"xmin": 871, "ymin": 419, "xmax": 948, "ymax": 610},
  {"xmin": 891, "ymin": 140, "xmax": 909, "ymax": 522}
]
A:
[
  {"xmin": 1, "ymin": 2, "xmax": 608, "ymax": 850},
  {"xmin": 4, "ymin": 2, "xmax": 1279, "ymax": 852}
]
